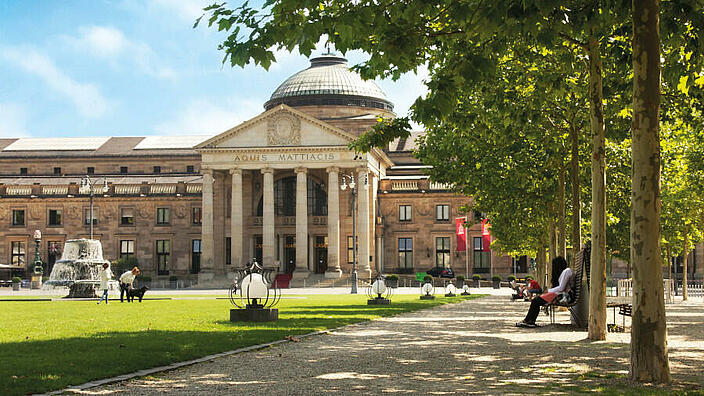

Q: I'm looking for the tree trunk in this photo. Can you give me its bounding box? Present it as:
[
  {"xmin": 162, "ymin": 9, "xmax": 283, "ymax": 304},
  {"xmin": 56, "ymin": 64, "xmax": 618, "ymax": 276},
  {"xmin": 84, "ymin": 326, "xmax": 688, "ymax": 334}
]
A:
[
  {"xmin": 667, "ymin": 245, "xmax": 672, "ymax": 281},
  {"xmin": 536, "ymin": 244, "xmax": 547, "ymax": 290},
  {"xmin": 558, "ymin": 166, "xmax": 567, "ymax": 259},
  {"xmin": 570, "ymin": 123, "xmax": 582, "ymax": 252},
  {"xmin": 682, "ymin": 225, "xmax": 689, "ymax": 301},
  {"xmin": 630, "ymin": 0, "xmax": 671, "ymax": 383},
  {"xmin": 586, "ymin": 38, "xmax": 607, "ymax": 341}
]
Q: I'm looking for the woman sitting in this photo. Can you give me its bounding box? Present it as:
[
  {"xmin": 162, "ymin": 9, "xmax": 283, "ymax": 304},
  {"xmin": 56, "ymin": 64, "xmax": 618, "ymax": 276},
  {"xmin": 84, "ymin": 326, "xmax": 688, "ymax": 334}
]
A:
[{"xmin": 516, "ymin": 256, "xmax": 574, "ymax": 328}]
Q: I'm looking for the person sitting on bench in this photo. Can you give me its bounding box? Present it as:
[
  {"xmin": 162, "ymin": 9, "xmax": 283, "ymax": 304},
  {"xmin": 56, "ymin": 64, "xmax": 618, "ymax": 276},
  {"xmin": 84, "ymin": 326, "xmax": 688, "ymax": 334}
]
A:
[
  {"xmin": 510, "ymin": 277, "xmax": 542, "ymax": 300},
  {"xmin": 516, "ymin": 257, "xmax": 574, "ymax": 328}
]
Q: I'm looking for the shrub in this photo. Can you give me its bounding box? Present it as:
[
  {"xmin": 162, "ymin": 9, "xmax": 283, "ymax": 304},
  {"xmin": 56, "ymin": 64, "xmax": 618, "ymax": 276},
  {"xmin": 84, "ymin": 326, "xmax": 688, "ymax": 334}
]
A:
[
  {"xmin": 385, "ymin": 274, "xmax": 399, "ymax": 281},
  {"xmin": 456, "ymin": 275, "xmax": 465, "ymax": 282},
  {"xmin": 169, "ymin": 275, "xmax": 178, "ymax": 282},
  {"xmin": 507, "ymin": 275, "xmax": 516, "ymax": 282},
  {"xmin": 112, "ymin": 256, "xmax": 139, "ymax": 276},
  {"xmin": 525, "ymin": 275, "xmax": 533, "ymax": 280},
  {"xmin": 472, "ymin": 274, "xmax": 481, "ymax": 280},
  {"xmin": 12, "ymin": 277, "xmax": 22, "ymax": 283},
  {"xmin": 423, "ymin": 275, "xmax": 433, "ymax": 283},
  {"xmin": 139, "ymin": 275, "xmax": 152, "ymax": 282},
  {"xmin": 492, "ymin": 275, "xmax": 502, "ymax": 282}
]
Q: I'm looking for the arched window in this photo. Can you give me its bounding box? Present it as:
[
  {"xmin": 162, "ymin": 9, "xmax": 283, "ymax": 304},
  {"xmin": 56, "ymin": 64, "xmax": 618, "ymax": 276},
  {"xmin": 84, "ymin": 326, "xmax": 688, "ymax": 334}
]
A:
[{"xmin": 257, "ymin": 176, "xmax": 327, "ymax": 216}]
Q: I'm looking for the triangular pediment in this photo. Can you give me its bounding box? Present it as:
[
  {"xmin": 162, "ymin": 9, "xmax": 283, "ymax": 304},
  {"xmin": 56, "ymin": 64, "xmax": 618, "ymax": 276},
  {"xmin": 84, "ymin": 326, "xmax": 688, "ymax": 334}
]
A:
[{"xmin": 195, "ymin": 104, "xmax": 356, "ymax": 150}]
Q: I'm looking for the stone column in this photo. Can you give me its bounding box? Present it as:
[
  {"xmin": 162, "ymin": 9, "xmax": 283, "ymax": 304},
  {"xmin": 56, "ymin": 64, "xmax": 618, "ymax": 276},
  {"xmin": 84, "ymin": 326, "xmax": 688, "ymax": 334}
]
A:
[
  {"xmin": 200, "ymin": 169, "xmax": 215, "ymax": 280},
  {"xmin": 292, "ymin": 167, "xmax": 309, "ymax": 279},
  {"xmin": 357, "ymin": 168, "xmax": 372, "ymax": 279},
  {"xmin": 230, "ymin": 168, "xmax": 243, "ymax": 269},
  {"xmin": 325, "ymin": 166, "xmax": 342, "ymax": 278},
  {"xmin": 261, "ymin": 168, "xmax": 275, "ymax": 269}
]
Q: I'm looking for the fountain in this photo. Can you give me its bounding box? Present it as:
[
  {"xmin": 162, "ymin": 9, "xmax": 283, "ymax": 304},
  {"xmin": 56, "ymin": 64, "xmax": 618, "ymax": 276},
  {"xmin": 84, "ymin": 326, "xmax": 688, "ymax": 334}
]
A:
[{"xmin": 43, "ymin": 239, "xmax": 112, "ymax": 298}]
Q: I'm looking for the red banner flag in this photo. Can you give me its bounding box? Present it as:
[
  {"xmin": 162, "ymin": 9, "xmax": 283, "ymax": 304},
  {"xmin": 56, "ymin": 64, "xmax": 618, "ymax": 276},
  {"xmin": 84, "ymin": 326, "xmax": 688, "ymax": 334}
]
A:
[
  {"xmin": 481, "ymin": 219, "xmax": 492, "ymax": 251},
  {"xmin": 456, "ymin": 217, "xmax": 467, "ymax": 251}
]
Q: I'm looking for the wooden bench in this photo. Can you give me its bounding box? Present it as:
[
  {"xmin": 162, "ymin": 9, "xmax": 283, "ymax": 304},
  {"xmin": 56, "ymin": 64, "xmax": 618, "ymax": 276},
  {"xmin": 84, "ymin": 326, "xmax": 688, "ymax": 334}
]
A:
[{"xmin": 546, "ymin": 245, "xmax": 590, "ymax": 324}]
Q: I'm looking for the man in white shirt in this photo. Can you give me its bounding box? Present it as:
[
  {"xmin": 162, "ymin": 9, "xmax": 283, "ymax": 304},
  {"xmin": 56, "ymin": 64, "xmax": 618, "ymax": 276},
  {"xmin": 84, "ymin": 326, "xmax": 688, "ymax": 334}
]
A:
[{"xmin": 119, "ymin": 267, "xmax": 140, "ymax": 302}]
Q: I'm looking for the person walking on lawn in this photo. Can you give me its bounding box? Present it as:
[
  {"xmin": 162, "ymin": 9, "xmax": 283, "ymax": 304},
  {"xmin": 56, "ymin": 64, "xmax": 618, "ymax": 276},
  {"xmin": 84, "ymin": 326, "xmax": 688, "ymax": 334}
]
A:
[
  {"xmin": 119, "ymin": 266, "xmax": 140, "ymax": 303},
  {"xmin": 97, "ymin": 262, "xmax": 113, "ymax": 305},
  {"xmin": 516, "ymin": 257, "xmax": 574, "ymax": 328}
]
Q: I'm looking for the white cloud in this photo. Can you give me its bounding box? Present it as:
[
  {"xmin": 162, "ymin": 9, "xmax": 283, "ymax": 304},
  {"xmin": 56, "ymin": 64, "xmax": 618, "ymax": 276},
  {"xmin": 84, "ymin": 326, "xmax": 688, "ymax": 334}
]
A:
[
  {"xmin": 2, "ymin": 46, "xmax": 109, "ymax": 118},
  {"xmin": 68, "ymin": 25, "xmax": 177, "ymax": 79},
  {"xmin": 0, "ymin": 103, "xmax": 30, "ymax": 137},
  {"xmin": 154, "ymin": 98, "xmax": 262, "ymax": 135}
]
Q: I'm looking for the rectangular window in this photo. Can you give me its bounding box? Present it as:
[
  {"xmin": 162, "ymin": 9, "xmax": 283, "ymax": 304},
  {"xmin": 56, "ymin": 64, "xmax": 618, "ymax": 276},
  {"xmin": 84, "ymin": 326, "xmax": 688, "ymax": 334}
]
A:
[
  {"xmin": 84, "ymin": 208, "xmax": 99, "ymax": 225},
  {"xmin": 192, "ymin": 207, "xmax": 202, "ymax": 225},
  {"xmin": 120, "ymin": 208, "xmax": 134, "ymax": 225},
  {"xmin": 191, "ymin": 239, "xmax": 202, "ymax": 274},
  {"xmin": 120, "ymin": 166, "xmax": 128, "ymax": 174},
  {"xmin": 20, "ymin": 167, "xmax": 27, "ymax": 175},
  {"xmin": 436, "ymin": 237, "xmax": 450, "ymax": 267},
  {"xmin": 347, "ymin": 236, "xmax": 355, "ymax": 263},
  {"xmin": 473, "ymin": 237, "xmax": 489, "ymax": 273},
  {"xmin": 225, "ymin": 237, "xmax": 231, "ymax": 265},
  {"xmin": 399, "ymin": 205, "xmax": 412, "ymax": 221},
  {"xmin": 156, "ymin": 240, "xmax": 170, "ymax": 275},
  {"xmin": 11, "ymin": 241, "xmax": 26, "ymax": 266},
  {"xmin": 53, "ymin": 167, "xmax": 61, "ymax": 175},
  {"xmin": 48, "ymin": 209, "xmax": 62, "ymax": 226},
  {"xmin": 435, "ymin": 205, "xmax": 449, "ymax": 221},
  {"xmin": 12, "ymin": 210, "xmax": 25, "ymax": 226},
  {"xmin": 156, "ymin": 208, "xmax": 170, "ymax": 225},
  {"xmin": 186, "ymin": 165, "xmax": 195, "ymax": 173},
  {"xmin": 119, "ymin": 240, "xmax": 135, "ymax": 260},
  {"xmin": 398, "ymin": 238, "xmax": 413, "ymax": 269},
  {"xmin": 87, "ymin": 167, "xmax": 95, "ymax": 174},
  {"xmin": 153, "ymin": 166, "xmax": 161, "ymax": 174}
]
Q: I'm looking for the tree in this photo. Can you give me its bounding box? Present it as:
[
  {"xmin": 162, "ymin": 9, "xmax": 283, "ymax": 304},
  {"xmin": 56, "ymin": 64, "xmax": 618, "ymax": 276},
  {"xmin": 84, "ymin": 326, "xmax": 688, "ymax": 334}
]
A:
[{"xmin": 629, "ymin": 0, "xmax": 669, "ymax": 383}]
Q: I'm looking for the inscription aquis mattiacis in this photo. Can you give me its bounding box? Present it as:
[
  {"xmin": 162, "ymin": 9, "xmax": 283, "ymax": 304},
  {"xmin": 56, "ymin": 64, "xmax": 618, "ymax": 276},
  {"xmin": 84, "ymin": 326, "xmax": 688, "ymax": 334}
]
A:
[{"xmin": 232, "ymin": 153, "xmax": 337, "ymax": 162}]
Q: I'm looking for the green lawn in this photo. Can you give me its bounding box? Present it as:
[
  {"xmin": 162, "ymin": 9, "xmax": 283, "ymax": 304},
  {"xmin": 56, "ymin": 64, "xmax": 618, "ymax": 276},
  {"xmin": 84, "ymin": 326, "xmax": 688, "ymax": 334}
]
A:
[{"xmin": 0, "ymin": 294, "xmax": 481, "ymax": 395}]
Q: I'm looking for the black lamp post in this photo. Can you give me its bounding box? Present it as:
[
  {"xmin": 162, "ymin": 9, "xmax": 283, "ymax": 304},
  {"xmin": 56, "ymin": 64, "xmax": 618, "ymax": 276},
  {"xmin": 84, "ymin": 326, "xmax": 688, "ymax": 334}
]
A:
[
  {"xmin": 340, "ymin": 173, "xmax": 358, "ymax": 294},
  {"xmin": 80, "ymin": 176, "xmax": 108, "ymax": 239},
  {"xmin": 33, "ymin": 229, "xmax": 43, "ymax": 275}
]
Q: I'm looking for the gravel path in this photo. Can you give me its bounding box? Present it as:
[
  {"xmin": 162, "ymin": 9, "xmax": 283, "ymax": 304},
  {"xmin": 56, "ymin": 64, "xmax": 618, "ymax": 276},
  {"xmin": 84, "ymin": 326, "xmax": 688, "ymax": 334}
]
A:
[{"xmin": 74, "ymin": 295, "xmax": 704, "ymax": 395}]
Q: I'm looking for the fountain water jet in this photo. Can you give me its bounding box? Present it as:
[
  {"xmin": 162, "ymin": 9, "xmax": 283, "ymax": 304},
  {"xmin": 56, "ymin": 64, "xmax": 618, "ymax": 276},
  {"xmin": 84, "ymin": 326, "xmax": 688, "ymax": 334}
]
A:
[{"xmin": 43, "ymin": 239, "xmax": 112, "ymax": 298}]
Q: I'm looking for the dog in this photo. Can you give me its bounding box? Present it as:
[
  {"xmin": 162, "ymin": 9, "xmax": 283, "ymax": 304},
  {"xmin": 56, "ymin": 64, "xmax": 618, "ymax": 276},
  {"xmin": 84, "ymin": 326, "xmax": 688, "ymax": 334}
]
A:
[{"xmin": 126, "ymin": 286, "xmax": 149, "ymax": 302}]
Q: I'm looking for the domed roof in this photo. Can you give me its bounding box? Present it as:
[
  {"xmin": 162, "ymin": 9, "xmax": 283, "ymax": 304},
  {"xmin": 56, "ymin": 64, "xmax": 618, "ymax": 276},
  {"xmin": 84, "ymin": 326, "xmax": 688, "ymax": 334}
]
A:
[{"xmin": 264, "ymin": 55, "xmax": 394, "ymax": 111}]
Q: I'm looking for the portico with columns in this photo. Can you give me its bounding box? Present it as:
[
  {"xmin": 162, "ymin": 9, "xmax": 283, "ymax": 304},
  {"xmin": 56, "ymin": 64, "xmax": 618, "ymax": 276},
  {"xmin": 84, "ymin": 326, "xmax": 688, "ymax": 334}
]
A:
[{"xmin": 195, "ymin": 104, "xmax": 392, "ymax": 283}]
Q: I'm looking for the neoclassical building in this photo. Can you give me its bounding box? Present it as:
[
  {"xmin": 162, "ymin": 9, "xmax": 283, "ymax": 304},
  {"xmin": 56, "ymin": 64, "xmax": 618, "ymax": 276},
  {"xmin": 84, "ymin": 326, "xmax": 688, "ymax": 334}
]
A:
[{"xmin": 1, "ymin": 55, "xmax": 698, "ymax": 285}]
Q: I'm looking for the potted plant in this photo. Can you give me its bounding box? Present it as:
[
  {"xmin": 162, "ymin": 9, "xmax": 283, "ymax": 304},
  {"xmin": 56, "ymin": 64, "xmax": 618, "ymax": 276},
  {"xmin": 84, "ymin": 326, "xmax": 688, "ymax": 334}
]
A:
[
  {"xmin": 385, "ymin": 274, "xmax": 399, "ymax": 288},
  {"xmin": 492, "ymin": 275, "xmax": 502, "ymax": 289},
  {"xmin": 507, "ymin": 275, "xmax": 516, "ymax": 283},
  {"xmin": 423, "ymin": 275, "xmax": 433, "ymax": 285},
  {"xmin": 12, "ymin": 277, "xmax": 21, "ymax": 291},
  {"xmin": 456, "ymin": 275, "xmax": 465, "ymax": 287},
  {"xmin": 472, "ymin": 274, "xmax": 481, "ymax": 288},
  {"xmin": 169, "ymin": 275, "xmax": 178, "ymax": 289}
]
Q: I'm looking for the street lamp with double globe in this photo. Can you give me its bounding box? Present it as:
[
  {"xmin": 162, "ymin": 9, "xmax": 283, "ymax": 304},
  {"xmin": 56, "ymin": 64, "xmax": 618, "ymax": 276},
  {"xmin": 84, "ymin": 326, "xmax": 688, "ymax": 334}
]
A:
[
  {"xmin": 80, "ymin": 176, "xmax": 109, "ymax": 240},
  {"xmin": 340, "ymin": 172, "xmax": 367, "ymax": 294}
]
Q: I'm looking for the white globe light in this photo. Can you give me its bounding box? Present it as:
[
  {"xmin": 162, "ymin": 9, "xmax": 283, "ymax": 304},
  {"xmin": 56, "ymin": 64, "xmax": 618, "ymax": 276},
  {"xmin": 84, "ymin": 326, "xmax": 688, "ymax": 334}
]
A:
[
  {"xmin": 446, "ymin": 284, "xmax": 457, "ymax": 294},
  {"xmin": 422, "ymin": 283, "xmax": 433, "ymax": 295},
  {"xmin": 463, "ymin": 284, "xmax": 470, "ymax": 292},
  {"xmin": 372, "ymin": 279, "xmax": 386, "ymax": 295},
  {"xmin": 241, "ymin": 273, "xmax": 268, "ymax": 299}
]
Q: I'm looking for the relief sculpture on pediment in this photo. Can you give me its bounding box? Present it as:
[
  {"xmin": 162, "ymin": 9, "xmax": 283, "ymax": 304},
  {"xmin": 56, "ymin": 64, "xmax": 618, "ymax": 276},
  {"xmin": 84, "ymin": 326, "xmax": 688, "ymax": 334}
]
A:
[
  {"xmin": 138, "ymin": 205, "xmax": 151, "ymax": 219},
  {"xmin": 29, "ymin": 205, "xmax": 43, "ymax": 220},
  {"xmin": 267, "ymin": 113, "xmax": 301, "ymax": 146}
]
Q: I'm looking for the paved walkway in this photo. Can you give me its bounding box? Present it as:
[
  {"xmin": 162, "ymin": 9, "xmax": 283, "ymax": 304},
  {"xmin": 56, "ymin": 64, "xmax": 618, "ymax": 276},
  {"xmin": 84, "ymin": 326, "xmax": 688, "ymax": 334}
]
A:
[{"xmin": 74, "ymin": 295, "xmax": 704, "ymax": 395}]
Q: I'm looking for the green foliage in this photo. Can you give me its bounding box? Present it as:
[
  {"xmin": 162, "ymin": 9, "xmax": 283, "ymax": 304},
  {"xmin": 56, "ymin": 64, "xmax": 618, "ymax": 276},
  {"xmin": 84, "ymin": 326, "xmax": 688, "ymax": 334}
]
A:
[
  {"xmin": 168, "ymin": 275, "xmax": 178, "ymax": 281},
  {"xmin": 472, "ymin": 274, "xmax": 482, "ymax": 281},
  {"xmin": 111, "ymin": 256, "xmax": 139, "ymax": 277},
  {"xmin": 385, "ymin": 274, "xmax": 399, "ymax": 281},
  {"xmin": 138, "ymin": 275, "xmax": 152, "ymax": 283},
  {"xmin": 526, "ymin": 275, "xmax": 534, "ymax": 280},
  {"xmin": 423, "ymin": 275, "xmax": 433, "ymax": 283},
  {"xmin": 11, "ymin": 277, "xmax": 21, "ymax": 283},
  {"xmin": 507, "ymin": 275, "xmax": 516, "ymax": 282},
  {"xmin": 492, "ymin": 275, "xmax": 502, "ymax": 282},
  {"xmin": 0, "ymin": 294, "xmax": 482, "ymax": 395},
  {"xmin": 456, "ymin": 275, "xmax": 465, "ymax": 282}
]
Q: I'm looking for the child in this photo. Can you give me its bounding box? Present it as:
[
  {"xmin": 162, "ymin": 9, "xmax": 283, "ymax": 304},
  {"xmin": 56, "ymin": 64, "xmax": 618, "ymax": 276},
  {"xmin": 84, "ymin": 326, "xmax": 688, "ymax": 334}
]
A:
[{"xmin": 97, "ymin": 263, "xmax": 113, "ymax": 305}]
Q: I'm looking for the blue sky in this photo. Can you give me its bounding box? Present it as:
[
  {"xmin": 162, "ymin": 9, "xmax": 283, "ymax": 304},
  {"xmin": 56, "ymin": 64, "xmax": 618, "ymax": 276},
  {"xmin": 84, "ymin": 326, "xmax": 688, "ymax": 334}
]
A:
[{"xmin": 0, "ymin": 0, "xmax": 427, "ymax": 138}]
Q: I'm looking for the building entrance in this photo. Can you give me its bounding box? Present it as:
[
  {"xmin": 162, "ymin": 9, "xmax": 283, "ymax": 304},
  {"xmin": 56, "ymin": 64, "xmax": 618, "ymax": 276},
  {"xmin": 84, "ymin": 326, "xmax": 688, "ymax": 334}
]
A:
[
  {"xmin": 284, "ymin": 235, "xmax": 296, "ymax": 274},
  {"xmin": 314, "ymin": 236, "xmax": 328, "ymax": 274}
]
